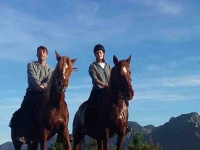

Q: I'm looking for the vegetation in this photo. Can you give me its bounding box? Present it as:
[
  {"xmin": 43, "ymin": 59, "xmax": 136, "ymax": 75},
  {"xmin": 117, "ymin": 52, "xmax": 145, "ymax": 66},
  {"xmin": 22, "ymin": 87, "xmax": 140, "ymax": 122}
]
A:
[
  {"xmin": 127, "ymin": 133, "xmax": 162, "ymax": 150},
  {"xmin": 48, "ymin": 142, "xmax": 65, "ymax": 150},
  {"xmin": 48, "ymin": 134, "xmax": 162, "ymax": 150}
]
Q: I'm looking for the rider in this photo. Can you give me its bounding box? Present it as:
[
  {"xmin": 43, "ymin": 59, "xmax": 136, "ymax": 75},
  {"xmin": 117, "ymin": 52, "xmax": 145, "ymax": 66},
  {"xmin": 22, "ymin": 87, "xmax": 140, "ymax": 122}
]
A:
[
  {"xmin": 87, "ymin": 44, "xmax": 112, "ymax": 106},
  {"xmin": 19, "ymin": 46, "xmax": 53, "ymax": 142},
  {"xmin": 86, "ymin": 44, "xmax": 132, "ymax": 133}
]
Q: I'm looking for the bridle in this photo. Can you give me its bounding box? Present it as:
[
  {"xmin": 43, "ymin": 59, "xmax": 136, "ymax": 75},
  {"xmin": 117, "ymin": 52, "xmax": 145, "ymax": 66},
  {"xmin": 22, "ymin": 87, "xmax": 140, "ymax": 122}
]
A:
[
  {"xmin": 54, "ymin": 73, "xmax": 69, "ymax": 93},
  {"xmin": 113, "ymin": 66, "xmax": 132, "ymax": 106},
  {"xmin": 54, "ymin": 67, "xmax": 78, "ymax": 93}
]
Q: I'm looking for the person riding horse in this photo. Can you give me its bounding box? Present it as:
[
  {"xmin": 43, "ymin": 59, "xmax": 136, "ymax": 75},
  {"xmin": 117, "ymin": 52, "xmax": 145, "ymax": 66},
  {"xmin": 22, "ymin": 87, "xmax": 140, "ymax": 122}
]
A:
[
  {"xmin": 85, "ymin": 44, "xmax": 132, "ymax": 133},
  {"xmin": 18, "ymin": 46, "xmax": 53, "ymax": 142}
]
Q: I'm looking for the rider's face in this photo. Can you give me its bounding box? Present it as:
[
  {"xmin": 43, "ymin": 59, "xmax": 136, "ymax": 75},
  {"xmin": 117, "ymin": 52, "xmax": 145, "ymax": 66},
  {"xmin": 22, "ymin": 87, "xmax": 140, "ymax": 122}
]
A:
[
  {"xmin": 37, "ymin": 48, "xmax": 48, "ymax": 61},
  {"xmin": 95, "ymin": 50, "xmax": 104, "ymax": 61}
]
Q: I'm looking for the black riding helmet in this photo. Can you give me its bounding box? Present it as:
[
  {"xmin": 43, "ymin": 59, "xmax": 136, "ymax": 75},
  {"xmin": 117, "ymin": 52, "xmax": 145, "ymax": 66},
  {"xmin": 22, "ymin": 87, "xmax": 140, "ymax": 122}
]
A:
[{"xmin": 93, "ymin": 44, "xmax": 105, "ymax": 53}]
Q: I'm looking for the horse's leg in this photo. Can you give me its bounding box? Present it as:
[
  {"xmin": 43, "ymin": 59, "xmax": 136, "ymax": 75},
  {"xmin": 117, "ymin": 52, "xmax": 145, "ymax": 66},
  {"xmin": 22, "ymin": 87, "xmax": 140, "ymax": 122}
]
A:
[
  {"xmin": 103, "ymin": 128, "xmax": 109, "ymax": 150},
  {"xmin": 97, "ymin": 139, "xmax": 103, "ymax": 150},
  {"xmin": 11, "ymin": 129, "xmax": 23, "ymax": 150},
  {"xmin": 73, "ymin": 130, "xmax": 84, "ymax": 150},
  {"xmin": 28, "ymin": 143, "xmax": 38, "ymax": 150},
  {"xmin": 116, "ymin": 133, "xmax": 125, "ymax": 150},
  {"xmin": 40, "ymin": 128, "xmax": 48, "ymax": 150},
  {"xmin": 12, "ymin": 140, "xmax": 23, "ymax": 150},
  {"xmin": 28, "ymin": 143, "xmax": 32, "ymax": 150},
  {"xmin": 62, "ymin": 128, "xmax": 72, "ymax": 150},
  {"xmin": 32, "ymin": 143, "xmax": 38, "ymax": 150}
]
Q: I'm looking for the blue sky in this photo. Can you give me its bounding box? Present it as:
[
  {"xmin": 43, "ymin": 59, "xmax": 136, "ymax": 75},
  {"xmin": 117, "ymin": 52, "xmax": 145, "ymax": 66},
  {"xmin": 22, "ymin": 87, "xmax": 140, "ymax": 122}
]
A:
[{"xmin": 0, "ymin": 0, "xmax": 200, "ymax": 144}]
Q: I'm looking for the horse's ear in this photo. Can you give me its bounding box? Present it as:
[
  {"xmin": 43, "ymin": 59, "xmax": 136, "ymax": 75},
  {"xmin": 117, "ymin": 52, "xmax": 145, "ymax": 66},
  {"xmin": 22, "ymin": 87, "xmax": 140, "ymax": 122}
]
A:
[
  {"xmin": 113, "ymin": 55, "xmax": 118, "ymax": 65},
  {"xmin": 126, "ymin": 55, "xmax": 131, "ymax": 64},
  {"xmin": 71, "ymin": 58, "xmax": 77, "ymax": 64},
  {"xmin": 55, "ymin": 50, "xmax": 61, "ymax": 61}
]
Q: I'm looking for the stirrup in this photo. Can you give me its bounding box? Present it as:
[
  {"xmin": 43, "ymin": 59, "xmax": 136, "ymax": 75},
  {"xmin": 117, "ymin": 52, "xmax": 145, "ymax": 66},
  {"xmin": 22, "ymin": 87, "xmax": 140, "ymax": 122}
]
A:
[{"xmin": 15, "ymin": 135, "xmax": 26, "ymax": 143}]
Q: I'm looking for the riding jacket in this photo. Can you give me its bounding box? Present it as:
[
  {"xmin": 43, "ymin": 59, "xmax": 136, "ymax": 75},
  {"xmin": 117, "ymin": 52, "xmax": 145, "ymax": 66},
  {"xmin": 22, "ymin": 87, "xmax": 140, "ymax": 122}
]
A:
[
  {"xmin": 89, "ymin": 61, "xmax": 112, "ymax": 89},
  {"xmin": 27, "ymin": 61, "xmax": 53, "ymax": 91}
]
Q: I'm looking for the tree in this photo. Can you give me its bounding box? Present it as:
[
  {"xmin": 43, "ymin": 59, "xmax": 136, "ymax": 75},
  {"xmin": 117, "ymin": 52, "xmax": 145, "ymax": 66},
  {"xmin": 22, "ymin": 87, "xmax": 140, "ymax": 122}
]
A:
[
  {"xmin": 48, "ymin": 142, "xmax": 65, "ymax": 150},
  {"xmin": 155, "ymin": 142, "xmax": 162, "ymax": 150},
  {"xmin": 84, "ymin": 137, "xmax": 98, "ymax": 150},
  {"xmin": 148, "ymin": 135, "xmax": 154, "ymax": 150},
  {"xmin": 126, "ymin": 133, "xmax": 162, "ymax": 150},
  {"xmin": 110, "ymin": 144, "xmax": 116, "ymax": 150}
]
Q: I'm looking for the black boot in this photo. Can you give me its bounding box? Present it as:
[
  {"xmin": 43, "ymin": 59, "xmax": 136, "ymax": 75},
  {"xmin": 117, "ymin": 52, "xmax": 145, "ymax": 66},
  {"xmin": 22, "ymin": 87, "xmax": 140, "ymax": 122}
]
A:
[
  {"xmin": 126, "ymin": 125, "xmax": 132, "ymax": 134},
  {"xmin": 15, "ymin": 133, "xmax": 26, "ymax": 143}
]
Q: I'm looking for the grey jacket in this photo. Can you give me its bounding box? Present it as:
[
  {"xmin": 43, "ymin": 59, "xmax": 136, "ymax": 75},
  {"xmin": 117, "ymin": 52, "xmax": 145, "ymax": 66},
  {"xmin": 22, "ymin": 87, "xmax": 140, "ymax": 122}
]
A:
[
  {"xmin": 89, "ymin": 62, "xmax": 112, "ymax": 89},
  {"xmin": 27, "ymin": 61, "xmax": 53, "ymax": 91}
]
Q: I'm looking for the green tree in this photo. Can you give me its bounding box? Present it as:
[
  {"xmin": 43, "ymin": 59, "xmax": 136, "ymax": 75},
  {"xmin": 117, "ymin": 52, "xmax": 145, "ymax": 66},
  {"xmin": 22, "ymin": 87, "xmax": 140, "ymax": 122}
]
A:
[
  {"xmin": 155, "ymin": 142, "xmax": 162, "ymax": 150},
  {"xmin": 126, "ymin": 133, "xmax": 163, "ymax": 150},
  {"xmin": 148, "ymin": 135, "xmax": 154, "ymax": 150},
  {"xmin": 110, "ymin": 144, "xmax": 116, "ymax": 150},
  {"xmin": 48, "ymin": 142, "xmax": 65, "ymax": 150},
  {"xmin": 84, "ymin": 138, "xmax": 98, "ymax": 150}
]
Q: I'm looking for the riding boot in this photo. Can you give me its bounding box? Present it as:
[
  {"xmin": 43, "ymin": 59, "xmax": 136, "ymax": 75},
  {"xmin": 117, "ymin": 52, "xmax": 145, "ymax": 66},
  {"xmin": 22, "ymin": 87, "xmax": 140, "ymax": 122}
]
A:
[
  {"xmin": 18, "ymin": 93, "xmax": 32, "ymax": 143},
  {"xmin": 126, "ymin": 125, "xmax": 132, "ymax": 134}
]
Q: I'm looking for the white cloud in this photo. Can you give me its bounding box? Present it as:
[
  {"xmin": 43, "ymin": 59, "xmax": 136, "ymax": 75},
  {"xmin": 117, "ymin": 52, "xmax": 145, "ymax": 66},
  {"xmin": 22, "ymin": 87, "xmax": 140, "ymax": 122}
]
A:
[
  {"xmin": 162, "ymin": 76, "xmax": 200, "ymax": 87},
  {"xmin": 75, "ymin": 2, "xmax": 99, "ymax": 26},
  {"xmin": 147, "ymin": 64, "xmax": 161, "ymax": 71},
  {"xmin": 184, "ymin": 56, "xmax": 200, "ymax": 61},
  {"xmin": 0, "ymin": 5, "xmax": 134, "ymax": 62},
  {"xmin": 135, "ymin": 91, "xmax": 199, "ymax": 102},
  {"xmin": 156, "ymin": 1, "xmax": 182, "ymax": 15},
  {"xmin": 0, "ymin": 105, "xmax": 19, "ymax": 110},
  {"xmin": 158, "ymin": 26, "xmax": 200, "ymax": 42},
  {"xmin": 128, "ymin": 0, "xmax": 182, "ymax": 15}
]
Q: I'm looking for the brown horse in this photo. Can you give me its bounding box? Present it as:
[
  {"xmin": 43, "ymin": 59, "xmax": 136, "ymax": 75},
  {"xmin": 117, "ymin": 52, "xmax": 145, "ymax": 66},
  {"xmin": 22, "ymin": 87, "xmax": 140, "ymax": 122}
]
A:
[
  {"xmin": 10, "ymin": 51, "xmax": 77, "ymax": 150},
  {"xmin": 72, "ymin": 55, "xmax": 134, "ymax": 150}
]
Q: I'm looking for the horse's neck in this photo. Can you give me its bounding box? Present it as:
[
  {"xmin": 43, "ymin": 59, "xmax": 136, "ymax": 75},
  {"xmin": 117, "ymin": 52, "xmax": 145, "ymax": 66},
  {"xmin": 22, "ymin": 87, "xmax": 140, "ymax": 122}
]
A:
[
  {"xmin": 49, "ymin": 90, "xmax": 65, "ymax": 108},
  {"xmin": 110, "ymin": 86, "xmax": 124, "ymax": 107}
]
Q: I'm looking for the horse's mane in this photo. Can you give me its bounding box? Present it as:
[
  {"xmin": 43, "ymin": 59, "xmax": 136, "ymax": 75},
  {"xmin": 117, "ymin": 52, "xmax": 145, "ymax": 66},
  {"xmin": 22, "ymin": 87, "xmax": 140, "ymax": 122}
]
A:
[
  {"xmin": 44, "ymin": 56, "xmax": 73, "ymax": 100},
  {"xmin": 44, "ymin": 70, "xmax": 55, "ymax": 100}
]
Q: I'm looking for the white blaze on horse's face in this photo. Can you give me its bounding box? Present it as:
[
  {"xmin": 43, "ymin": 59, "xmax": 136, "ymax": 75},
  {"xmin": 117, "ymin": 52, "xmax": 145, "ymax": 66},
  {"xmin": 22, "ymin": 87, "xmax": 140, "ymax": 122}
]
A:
[
  {"xmin": 123, "ymin": 66, "xmax": 127, "ymax": 74},
  {"xmin": 63, "ymin": 63, "xmax": 68, "ymax": 79}
]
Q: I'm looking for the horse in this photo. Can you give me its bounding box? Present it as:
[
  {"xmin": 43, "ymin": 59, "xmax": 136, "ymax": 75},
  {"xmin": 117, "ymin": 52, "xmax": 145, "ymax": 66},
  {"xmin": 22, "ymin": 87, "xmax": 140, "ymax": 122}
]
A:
[
  {"xmin": 72, "ymin": 55, "xmax": 134, "ymax": 150},
  {"xmin": 9, "ymin": 51, "xmax": 77, "ymax": 150}
]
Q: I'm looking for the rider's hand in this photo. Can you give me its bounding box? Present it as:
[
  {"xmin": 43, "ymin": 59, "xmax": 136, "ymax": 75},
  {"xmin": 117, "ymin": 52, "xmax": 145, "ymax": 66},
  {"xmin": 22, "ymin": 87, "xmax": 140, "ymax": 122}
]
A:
[
  {"xmin": 35, "ymin": 84, "xmax": 45, "ymax": 92},
  {"xmin": 103, "ymin": 84, "xmax": 108, "ymax": 88}
]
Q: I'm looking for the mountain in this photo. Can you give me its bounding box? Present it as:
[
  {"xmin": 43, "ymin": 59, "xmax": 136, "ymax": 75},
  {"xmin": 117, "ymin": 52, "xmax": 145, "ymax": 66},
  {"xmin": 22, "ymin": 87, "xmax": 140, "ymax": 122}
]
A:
[
  {"xmin": 1, "ymin": 112, "xmax": 200, "ymax": 150},
  {"xmin": 0, "ymin": 142, "xmax": 14, "ymax": 150},
  {"xmin": 144, "ymin": 112, "xmax": 200, "ymax": 150}
]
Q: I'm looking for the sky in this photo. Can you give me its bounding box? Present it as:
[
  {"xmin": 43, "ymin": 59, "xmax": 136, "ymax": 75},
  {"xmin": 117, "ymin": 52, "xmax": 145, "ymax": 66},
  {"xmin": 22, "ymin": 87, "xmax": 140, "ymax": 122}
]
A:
[{"xmin": 0, "ymin": 0, "xmax": 200, "ymax": 145}]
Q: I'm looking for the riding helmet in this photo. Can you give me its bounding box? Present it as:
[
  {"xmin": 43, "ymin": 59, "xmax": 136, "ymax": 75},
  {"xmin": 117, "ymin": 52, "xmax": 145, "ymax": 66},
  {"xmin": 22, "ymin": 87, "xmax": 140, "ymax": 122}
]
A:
[{"xmin": 93, "ymin": 44, "xmax": 105, "ymax": 53}]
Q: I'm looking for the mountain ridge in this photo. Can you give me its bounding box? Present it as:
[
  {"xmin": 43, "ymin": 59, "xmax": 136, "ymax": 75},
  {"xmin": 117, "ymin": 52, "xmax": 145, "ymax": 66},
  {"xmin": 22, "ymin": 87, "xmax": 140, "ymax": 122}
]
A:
[{"xmin": 1, "ymin": 112, "xmax": 200, "ymax": 150}]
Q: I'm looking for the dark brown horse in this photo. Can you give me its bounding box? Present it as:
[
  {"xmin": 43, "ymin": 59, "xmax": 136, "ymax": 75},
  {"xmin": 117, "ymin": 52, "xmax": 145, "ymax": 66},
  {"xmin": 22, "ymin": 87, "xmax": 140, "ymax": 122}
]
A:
[
  {"xmin": 72, "ymin": 55, "xmax": 134, "ymax": 150},
  {"xmin": 10, "ymin": 51, "xmax": 77, "ymax": 150}
]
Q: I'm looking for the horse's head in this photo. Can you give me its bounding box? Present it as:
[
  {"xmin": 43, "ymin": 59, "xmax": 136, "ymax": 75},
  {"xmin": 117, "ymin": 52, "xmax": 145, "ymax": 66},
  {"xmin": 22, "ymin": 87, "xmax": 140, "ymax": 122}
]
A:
[
  {"xmin": 111, "ymin": 55, "xmax": 134, "ymax": 101},
  {"xmin": 54, "ymin": 51, "xmax": 77, "ymax": 93}
]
